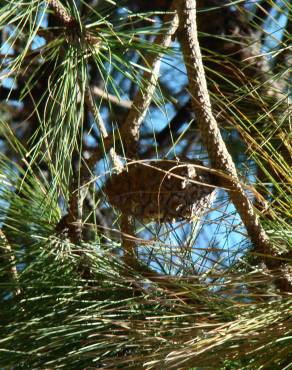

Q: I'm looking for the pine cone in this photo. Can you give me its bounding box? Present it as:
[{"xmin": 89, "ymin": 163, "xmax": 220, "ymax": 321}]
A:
[{"xmin": 105, "ymin": 160, "xmax": 217, "ymax": 222}]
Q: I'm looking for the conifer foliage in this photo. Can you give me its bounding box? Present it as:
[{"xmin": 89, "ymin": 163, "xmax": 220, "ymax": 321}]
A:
[{"xmin": 0, "ymin": 1, "xmax": 291, "ymax": 368}]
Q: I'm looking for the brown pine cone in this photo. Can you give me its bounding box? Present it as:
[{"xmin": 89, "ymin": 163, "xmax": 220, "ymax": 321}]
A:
[{"xmin": 104, "ymin": 159, "xmax": 217, "ymax": 222}]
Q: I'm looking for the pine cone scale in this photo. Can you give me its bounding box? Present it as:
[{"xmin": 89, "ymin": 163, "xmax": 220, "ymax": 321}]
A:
[{"xmin": 105, "ymin": 160, "xmax": 216, "ymax": 222}]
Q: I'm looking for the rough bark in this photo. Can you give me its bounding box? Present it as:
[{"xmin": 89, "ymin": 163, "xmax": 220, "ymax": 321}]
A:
[
  {"xmin": 175, "ymin": 0, "xmax": 290, "ymax": 291},
  {"xmin": 120, "ymin": 3, "xmax": 179, "ymax": 158},
  {"xmin": 119, "ymin": 2, "xmax": 179, "ymax": 266}
]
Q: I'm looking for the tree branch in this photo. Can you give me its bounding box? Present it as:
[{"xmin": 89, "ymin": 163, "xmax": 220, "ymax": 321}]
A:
[
  {"xmin": 118, "ymin": 2, "xmax": 179, "ymax": 266},
  {"xmin": 92, "ymin": 86, "xmax": 132, "ymax": 110},
  {"xmin": 48, "ymin": 0, "xmax": 120, "ymax": 243},
  {"xmin": 175, "ymin": 0, "xmax": 290, "ymax": 291},
  {"xmin": 46, "ymin": 0, "xmax": 79, "ymax": 28},
  {"xmin": 119, "ymin": 3, "xmax": 179, "ymax": 159}
]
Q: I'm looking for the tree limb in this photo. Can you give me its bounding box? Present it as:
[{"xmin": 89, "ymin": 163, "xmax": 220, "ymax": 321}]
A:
[
  {"xmin": 175, "ymin": 0, "xmax": 290, "ymax": 291},
  {"xmin": 118, "ymin": 2, "xmax": 179, "ymax": 266},
  {"xmin": 119, "ymin": 3, "xmax": 179, "ymax": 159}
]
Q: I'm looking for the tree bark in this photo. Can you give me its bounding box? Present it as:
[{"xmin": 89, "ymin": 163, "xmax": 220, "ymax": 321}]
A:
[{"xmin": 175, "ymin": 0, "xmax": 290, "ymax": 290}]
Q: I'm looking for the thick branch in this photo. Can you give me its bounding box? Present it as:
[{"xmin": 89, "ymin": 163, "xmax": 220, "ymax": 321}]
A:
[
  {"xmin": 46, "ymin": 0, "xmax": 79, "ymax": 28},
  {"xmin": 120, "ymin": 3, "xmax": 179, "ymax": 158},
  {"xmin": 175, "ymin": 0, "xmax": 290, "ymax": 290},
  {"xmin": 118, "ymin": 3, "xmax": 179, "ymax": 266}
]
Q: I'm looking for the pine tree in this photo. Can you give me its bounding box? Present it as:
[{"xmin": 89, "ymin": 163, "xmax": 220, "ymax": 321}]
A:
[{"xmin": 0, "ymin": 1, "xmax": 291, "ymax": 368}]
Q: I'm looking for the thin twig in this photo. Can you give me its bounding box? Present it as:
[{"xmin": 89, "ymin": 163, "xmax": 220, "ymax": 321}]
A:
[{"xmin": 92, "ymin": 86, "xmax": 132, "ymax": 109}]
